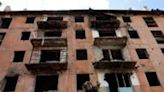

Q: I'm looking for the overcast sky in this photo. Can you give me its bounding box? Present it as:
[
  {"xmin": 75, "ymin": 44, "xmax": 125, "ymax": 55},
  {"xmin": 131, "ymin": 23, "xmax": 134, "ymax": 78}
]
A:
[{"xmin": 0, "ymin": 0, "xmax": 163, "ymax": 11}]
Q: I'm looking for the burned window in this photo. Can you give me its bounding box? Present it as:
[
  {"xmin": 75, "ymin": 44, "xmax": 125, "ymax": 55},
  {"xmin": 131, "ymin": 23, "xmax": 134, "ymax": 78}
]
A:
[
  {"xmin": 0, "ymin": 33, "xmax": 6, "ymax": 45},
  {"xmin": 105, "ymin": 73, "xmax": 131, "ymax": 92},
  {"xmin": 44, "ymin": 31, "xmax": 62, "ymax": 37},
  {"xmin": 143, "ymin": 17, "xmax": 158, "ymax": 27},
  {"xmin": 21, "ymin": 32, "xmax": 31, "ymax": 40},
  {"xmin": 136, "ymin": 49, "xmax": 149, "ymax": 59},
  {"xmin": 13, "ymin": 51, "xmax": 25, "ymax": 62},
  {"xmin": 26, "ymin": 17, "xmax": 35, "ymax": 23},
  {"xmin": 0, "ymin": 18, "xmax": 12, "ymax": 28},
  {"xmin": 102, "ymin": 49, "xmax": 110, "ymax": 60},
  {"xmin": 4, "ymin": 75, "xmax": 18, "ymax": 92},
  {"xmin": 76, "ymin": 49, "xmax": 88, "ymax": 60},
  {"xmin": 47, "ymin": 17, "xmax": 63, "ymax": 21},
  {"xmin": 99, "ymin": 31, "xmax": 116, "ymax": 37},
  {"xmin": 75, "ymin": 16, "xmax": 84, "ymax": 22},
  {"xmin": 111, "ymin": 49, "xmax": 123, "ymax": 60},
  {"xmin": 122, "ymin": 16, "xmax": 131, "ymax": 22},
  {"xmin": 161, "ymin": 48, "xmax": 164, "ymax": 54},
  {"xmin": 128, "ymin": 31, "xmax": 139, "ymax": 38},
  {"xmin": 145, "ymin": 72, "xmax": 160, "ymax": 86},
  {"xmin": 77, "ymin": 74, "xmax": 90, "ymax": 90},
  {"xmin": 76, "ymin": 30, "xmax": 86, "ymax": 39},
  {"xmin": 35, "ymin": 75, "xmax": 58, "ymax": 92},
  {"xmin": 40, "ymin": 50, "xmax": 60, "ymax": 62},
  {"xmin": 151, "ymin": 31, "xmax": 164, "ymax": 44}
]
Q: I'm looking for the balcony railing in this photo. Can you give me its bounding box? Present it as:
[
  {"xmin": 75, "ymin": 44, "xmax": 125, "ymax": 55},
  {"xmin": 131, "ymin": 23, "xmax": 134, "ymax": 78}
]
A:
[
  {"xmin": 94, "ymin": 37, "xmax": 127, "ymax": 47},
  {"xmin": 93, "ymin": 60, "xmax": 137, "ymax": 70},
  {"xmin": 31, "ymin": 37, "xmax": 67, "ymax": 47},
  {"xmin": 37, "ymin": 21, "xmax": 67, "ymax": 29},
  {"xmin": 25, "ymin": 61, "xmax": 68, "ymax": 74}
]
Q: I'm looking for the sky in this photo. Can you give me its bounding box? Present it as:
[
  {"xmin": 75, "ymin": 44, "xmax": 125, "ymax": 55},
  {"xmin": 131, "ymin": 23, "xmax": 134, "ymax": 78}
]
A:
[{"xmin": 0, "ymin": 0, "xmax": 163, "ymax": 11}]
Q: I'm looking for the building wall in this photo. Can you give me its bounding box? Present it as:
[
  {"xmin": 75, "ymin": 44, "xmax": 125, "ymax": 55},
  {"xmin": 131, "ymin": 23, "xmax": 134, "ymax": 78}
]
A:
[{"xmin": 0, "ymin": 11, "xmax": 164, "ymax": 92}]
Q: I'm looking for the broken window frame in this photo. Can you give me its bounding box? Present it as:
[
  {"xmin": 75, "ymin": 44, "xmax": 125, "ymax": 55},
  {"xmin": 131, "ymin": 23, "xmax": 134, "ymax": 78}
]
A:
[
  {"xmin": 76, "ymin": 49, "xmax": 88, "ymax": 60},
  {"xmin": 21, "ymin": 32, "xmax": 31, "ymax": 40},
  {"xmin": 136, "ymin": 48, "xmax": 149, "ymax": 59},
  {"xmin": 75, "ymin": 30, "xmax": 86, "ymax": 39},
  {"xmin": 145, "ymin": 72, "xmax": 160, "ymax": 86},
  {"xmin": 13, "ymin": 51, "xmax": 25, "ymax": 62},
  {"xmin": 25, "ymin": 17, "xmax": 35, "ymax": 23},
  {"xmin": 35, "ymin": 75, "xmax": 58, "ymax": 92}
]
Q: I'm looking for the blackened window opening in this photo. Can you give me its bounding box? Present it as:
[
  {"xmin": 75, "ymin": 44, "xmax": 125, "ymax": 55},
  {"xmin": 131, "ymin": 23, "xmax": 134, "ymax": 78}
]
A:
[
  {"xmin": 99, "ymin": 31, "xmax": 116, "ymax": 37},
  {"xmin": 76, "ymin": 30, "xmax": 86, "ymax": 39},
  {"xmin": 128, "ymin": 31, "xmax": 139, "ymax": 38},
  {"xmin": 47, "ymin": 17, "xmax": 63, "ymax": 21},
  {"xmin": 75, "ymin": 16, "xmax": 84, "ymax": 22},
  {"xmin": 44, "ymin": 31, "xmax": 62, "ymax": 37},
  {"xmin": 143, "ymin": 17, "xmax": 158, "ymax": 27},
  {"xmin": 40, "ymin": 50, "xmax": 60, "ymax": 62},
  {"xmin": 102, "ymin": 49, "xmax": 110, "ymax": 60},
  {"xmin": 77, "ymin": 74, "xmax": 90, "ymax": 90},
  {"xmin": 0, "ymin": 18, "xmax": 12, "ymax": 28},
  {"xmin": 0, "ymin": 33, "xmax": 6, "ymax": 45},
  {"xmin": 161, "ymin": 48, "xmax": 164, "ymax": 54},
  {"xmin": 13, "ymin": 51, "xmax": 25, "ymax": 62},
  {"xmin": 21, "ymin": 32, "xmax": 31, "ymax": 40},
  {"xmin": 26, "ymin": 17, "xmax": 35, "ymax": 23},
  {"xmin": 151, "ymin": 31, "xmax": 164, "ymax": 44},
  {"xmin": 4, "ymin": 76, "xmax": 18, "ymax": 92},
  {"xmin": 136, "ymin": 49, "xmax": 149, "ymax": 59},
  {"xmin": 145, "ymin": 72, "xmax": 160, "ymax": 86},
  {"xmin": 111, "ymin": 49, "xmax": 123, "ymax": 60},
  {"xmin": 35, "ymin": 75, "xmax": 58, "ymax": 92},
  {"xmin": 122, "ymin": 16, "xmax": 131, "ymax": 22},
  {"xmin": 76, "ymin": 49, "xmax": 88, "ymax": 60}
]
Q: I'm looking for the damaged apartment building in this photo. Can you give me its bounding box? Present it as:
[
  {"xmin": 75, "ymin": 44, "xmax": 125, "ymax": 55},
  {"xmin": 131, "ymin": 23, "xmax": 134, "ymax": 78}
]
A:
[{"xmin": 0, "ymin": 9, "xmax": 164, "ymax": 92}]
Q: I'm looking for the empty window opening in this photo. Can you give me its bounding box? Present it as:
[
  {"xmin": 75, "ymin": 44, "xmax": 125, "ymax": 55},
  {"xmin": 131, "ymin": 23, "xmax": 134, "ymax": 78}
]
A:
[
  {"xmin": 102, "ymin": 49, "xmax": 111, "ymax": 60},
  {"xmin": 76, "ymin": 30, "xmax": 86, "ymax": 39},
  {"xmin": 76, "ymin": 49, "xmax": 88, "ymax": 60},
  {"xmin": 145, "ymin": 72, "xmax": 160, "ymax": 86},
  {"xmin": 26, "ymin": 17, "xmax": 35, "ymax": 23},
  {"xmin": 96, "ymin": 16, "xmax": 111, "ymax": 21},
  {"xmin": 143, "ymin": 17, "xmax": 158, "ymax": 27},
  {"xmin": 105, "ymin": 73, "xmax": 131, "ymax": 92},
  {"xmin": 99, "ymin": 31, "xmax": 116, "ymax": 37},
  {"xmin": 161, "ymin": 48, "xmax": 164, "ymax": 54},
  {"xmin": 21, "ymin": 32, "xmax": 31, "ymax": 40},
  {"xmin": 111, "ymin": 49, "xmax": 123, "ymax": 60},
  {"xmin": 40, "ymin": 50, "xmax": 60, "ymax": 62},
  {"xmin": 136, "ymin": 49, "xmax": 149, "ymax": 59},
  {"xmin": 128, "ymin": 31, "xmax": 139, "ymax": 38},
  {"xmin": 0, "ymin": 33, "xmax": 6, "ymax": 45},
  {"xmin": 77, "ymin": 74, "xmax": 90, "ymax": 90},
  {"xmin": 4, "ymin": 75, "xmax": 18, "ymax": 92},
  {"xmin": 44, "ymin": 31, "xmax": 62, "ymax": 37},
  {"xmin": 151, "ymin": 31, "xmax": 164, "ymax": 44},
  {"xmin": 13, "ymin": 51, "xmax": 25, "ymax": 62},
  {"xmin": 122, "ymin": 16, "xmax": 131, "ymax": 22},
  {"xmin": 47, "ymin": 17, "xmax": 63, "ymax": 21},
  {"xmin": 35, "ymin": 75, "xmax": 58, "ymax": 92},
  {"xmin": 0, "ymin": 18, "xmax": 12, "ymax": 28},
  {"xmin": 75, "ymin": 16, "xmax": 84, "ymax": 22}
]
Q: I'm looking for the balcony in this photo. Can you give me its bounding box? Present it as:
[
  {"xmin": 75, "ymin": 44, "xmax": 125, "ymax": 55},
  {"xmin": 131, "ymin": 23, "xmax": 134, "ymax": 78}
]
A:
[
  {"xmin": 93, "ymin": 60, "xmax": 137, "ymax": 70},
  {"xmin": 37, "ymin": 21, "xmax": 67, "ymax": 29},
  {"xmin": 25, "ymin": 61, "xmax": 68, "ymax": 74},
  {"xmin": 31, "ymin": 37, "xmax": 67, "ymax": 47},
  {"xmin": 94, "ymin": 37, "xmax": 127, "ymax": 47}
]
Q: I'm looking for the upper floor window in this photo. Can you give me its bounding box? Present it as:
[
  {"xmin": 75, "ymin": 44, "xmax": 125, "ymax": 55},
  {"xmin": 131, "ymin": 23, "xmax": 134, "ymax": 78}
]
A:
[
  {"xmin": 47, "ymin": 17, "xmax": 63, "ymax": 21},
  {"xmin": 77, "ymin": 74, "xmax": 90, "ymax": 90},
  {"xmin": 143, "ymin": 17, "xmax": 158, "ymax": 27},
  {"xmin": 136, "ymin": 48, "xmax": 149, "ymax": 59},
  {"xmin": 128, "ymin": 30, "xmax": 139, "ymax": 38},
  {"xmin": 161, "ymin": 48, "xmax": 164, "ymax": 54},
  {"xmin": 151, "ymin": 31, "xmax": 164, "ymax": 44},
  {"xmin": 75, "ymin": 16, "xmax": 84, "ymax": 22},
  {"xmin": 122, "ymin": 16, "xmax": 131, "ymax": 22},
  {"xmin": 26, "ymin": 17, "xmax": 35, "ymax": 23},
  {"xmin": 44, "ymin": 31, "xmax": 62, "ymax": 37},
  {"xmin": 21, "ymin": 32, "xmax": 31, "ymax": 40},
  {"xmin": 102, "ymin": 49, "xmax": 123, "ymax": 60},
  {"xmin": 99, "ymin": 30, "xmax": 116, "ymax": 37},
  {"xmin": 0, "ymin": 33, "xmax": 6, "ymax": 45},
  {"xmin": 76, "ymin": 49, "xmax": 88, "ymax": 60},
  {"xmin": 0, "ymin": 18, "xmax": 12, "ymax": 28},
  {"xmin": 13, "ymin": 51, "xmax": 25, "ymax": 62},
  {"xmin": 40, "ymin": 50, "xmax": 60, "ymax": 62},
  {"xmin": 76, "ymin": 30, "xmax": 86, "ymax": 39},
  {"xmin": 145, "ymin": 72, "xmax": 160, "ymax": 86}
]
